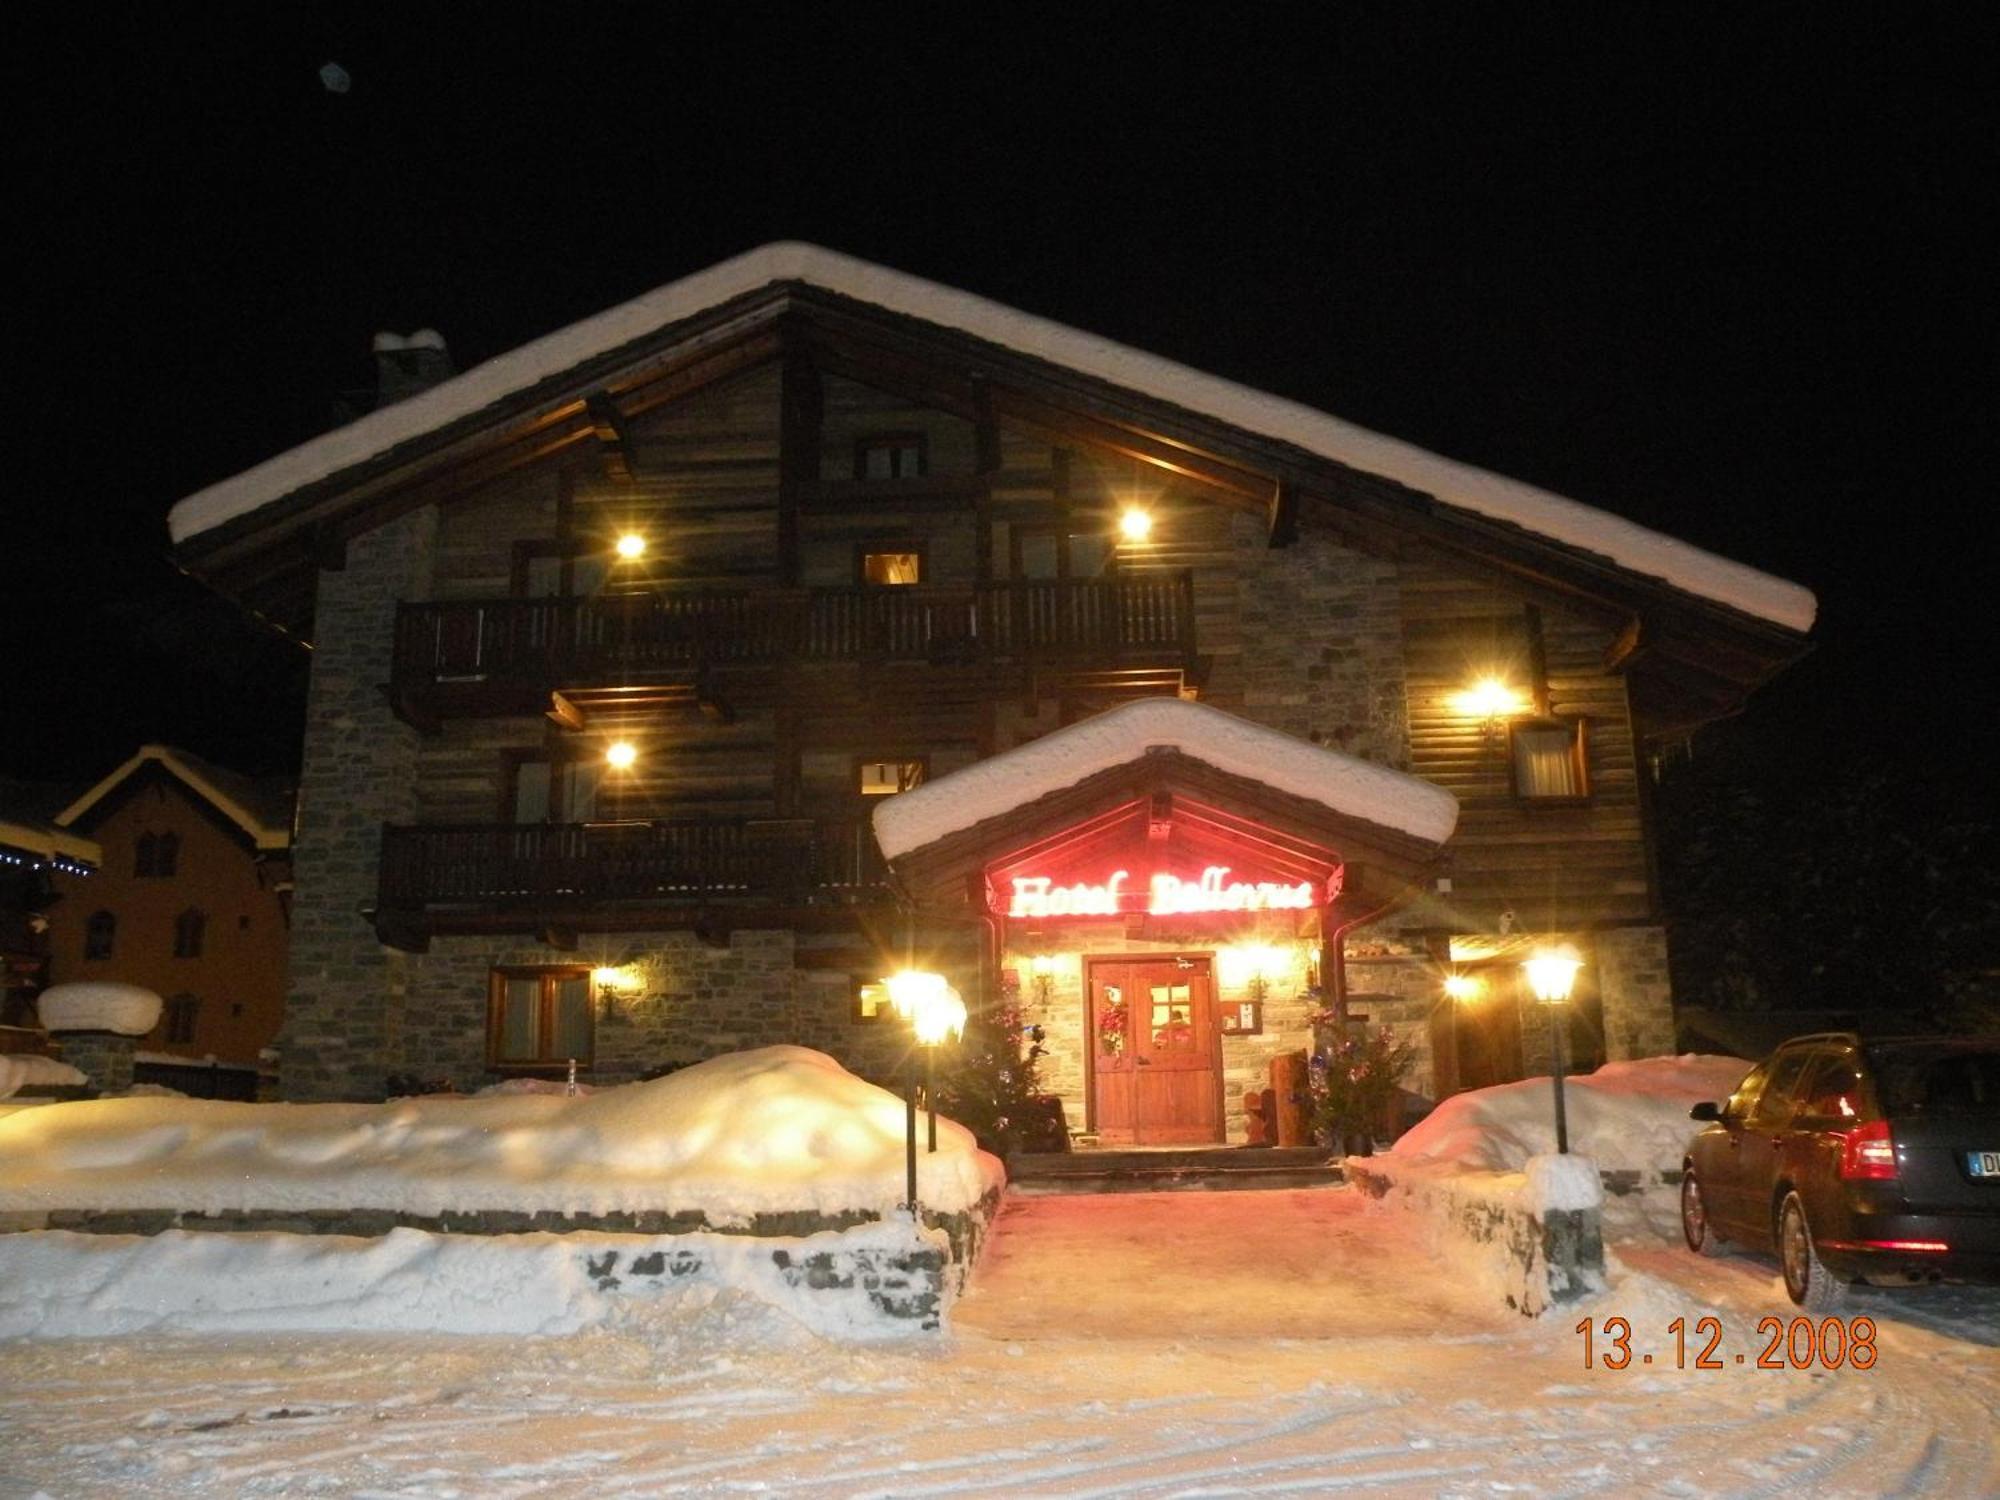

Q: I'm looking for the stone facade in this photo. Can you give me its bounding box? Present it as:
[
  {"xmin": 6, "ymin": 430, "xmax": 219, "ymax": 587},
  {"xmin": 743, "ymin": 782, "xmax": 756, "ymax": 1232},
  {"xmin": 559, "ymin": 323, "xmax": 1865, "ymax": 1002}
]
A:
[
  {"xmin": 281, "ymin": 507, "xmax": 436, "ymax": 1102},
  {"xmin": 1591, "ymin": 925, "xmax": 1677, "ymax": 1061},
  {"xmin": 52, "ymin": 1032, "xmax": 136, "ymax": 1095}
]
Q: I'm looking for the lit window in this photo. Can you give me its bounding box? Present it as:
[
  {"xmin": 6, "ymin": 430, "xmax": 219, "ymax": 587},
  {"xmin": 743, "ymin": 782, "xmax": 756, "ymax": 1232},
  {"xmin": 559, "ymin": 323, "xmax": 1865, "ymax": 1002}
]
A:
[
  {"xmin": 853, "ymin": 978, "xmax": 893, "ymax": 1023},
  {"xmin": 1511, "ymin": 719, "xmax": 1588, "ymax": 801},
  {"xmin": 860, "ymin": 551, "xmax": 922, "ymax": 586},
  {"xmin": 84, "ymin": 910, "xmax": 116, "ymax": 961},
  {"xmin": 488, "ymin": 967, "xmax": 594, "ymax": 1069},
  {"xmin": 858, "ymin": 759, "xmax": 926, "ymax": 796},
  {"xmin": 855, "ymin": 433, "xmax": 927, "ymax": 480},
  {"xmin": 173, "ymin": 909, "xmax": 207, "ymax": 959}
]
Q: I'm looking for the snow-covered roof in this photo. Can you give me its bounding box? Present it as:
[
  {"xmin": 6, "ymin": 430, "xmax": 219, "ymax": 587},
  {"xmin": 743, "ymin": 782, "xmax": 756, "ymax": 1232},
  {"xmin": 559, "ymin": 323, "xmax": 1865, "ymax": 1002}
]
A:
[
  {"xmin": 0, "ymin": 818, "xmax": 99, "ymax": 868},
  {"xmin": 168, "ymin": 243, "xmax": 1817, "ymax": 633},
  {"xmin": 55, "ymin": 745, "xmax": 292, "ymax": 852},
  {"xmin": 872, "ymin": 698, "xmax": 1460, "ymax": 861}
]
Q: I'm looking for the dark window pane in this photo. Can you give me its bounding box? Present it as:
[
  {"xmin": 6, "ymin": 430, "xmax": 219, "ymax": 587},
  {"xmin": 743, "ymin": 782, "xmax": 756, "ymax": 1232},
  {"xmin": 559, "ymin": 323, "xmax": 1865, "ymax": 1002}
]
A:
[
  {"xmin": 1871, "ymin": 1045, "xmax": 2000, "ymax": 1116},
  {"xmin": 1748, "ymin": 1049, "xmax": 1816, "ymax": 1128}
]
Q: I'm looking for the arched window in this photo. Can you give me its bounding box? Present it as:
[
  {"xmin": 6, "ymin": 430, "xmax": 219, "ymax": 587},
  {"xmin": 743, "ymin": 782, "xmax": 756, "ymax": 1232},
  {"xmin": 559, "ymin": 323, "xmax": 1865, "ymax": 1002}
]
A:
[
  {"xmin": 173, "ymin": 909, "xmax": 206, "ymax": 959},
  {"xmin": 165, "ymin": 993, "xmax": 200, "ymax": 1045},
  {"xmin": 84, "ymin": 910, "xmax": 116, "ymax": 961},
  {"xmin": 135, "ymin": 831, "xmax": 180, "ymax": 878}
]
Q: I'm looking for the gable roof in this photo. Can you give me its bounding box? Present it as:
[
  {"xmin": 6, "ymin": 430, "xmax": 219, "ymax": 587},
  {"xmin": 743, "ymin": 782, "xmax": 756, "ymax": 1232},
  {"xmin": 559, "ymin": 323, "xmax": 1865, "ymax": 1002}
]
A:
[
  {"xmin": 169, "ymin": 243, "xmax": 1814, "ymax": 634},
  {"xmin": 873, "ymin": 698, "xmax": 1460, "ymax": 862},
  {"xmin": 54, "ymin": 746, "xmax": 292, "ymax": 852}
]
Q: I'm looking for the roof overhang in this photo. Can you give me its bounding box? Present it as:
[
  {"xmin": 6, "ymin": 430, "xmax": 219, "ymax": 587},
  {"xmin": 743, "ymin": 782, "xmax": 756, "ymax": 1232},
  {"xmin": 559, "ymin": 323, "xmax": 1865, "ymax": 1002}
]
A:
[{"xmin": 55, "ymin": 746, "xmax": 290, "ymax": 852}]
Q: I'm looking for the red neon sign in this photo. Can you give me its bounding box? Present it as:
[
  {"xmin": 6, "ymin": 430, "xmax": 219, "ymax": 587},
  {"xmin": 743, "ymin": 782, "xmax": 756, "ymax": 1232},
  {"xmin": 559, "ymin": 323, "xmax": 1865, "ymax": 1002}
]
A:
[{"xmin": 1005, "ymin": 865, "xmax": 1334, "ymax": 919}]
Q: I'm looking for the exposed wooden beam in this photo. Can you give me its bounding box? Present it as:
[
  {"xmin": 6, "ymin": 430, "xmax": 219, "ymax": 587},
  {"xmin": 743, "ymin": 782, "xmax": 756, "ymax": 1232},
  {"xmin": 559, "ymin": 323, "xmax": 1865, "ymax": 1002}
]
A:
[
  {"xmin": 1267, "ymin": 478, "xmax": 1300, "ymax": 549},
  {"xmin": 584, "ymin": 392, "xmax": 637, "ymax": 484}
]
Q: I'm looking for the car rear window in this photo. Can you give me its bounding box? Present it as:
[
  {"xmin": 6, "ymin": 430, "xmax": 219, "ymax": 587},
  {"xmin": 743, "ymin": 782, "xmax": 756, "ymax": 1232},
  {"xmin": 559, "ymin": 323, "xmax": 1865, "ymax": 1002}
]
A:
[{"xmin": 1868, "ymin": 1045, "xmax": 2000, "ymax": 1116}]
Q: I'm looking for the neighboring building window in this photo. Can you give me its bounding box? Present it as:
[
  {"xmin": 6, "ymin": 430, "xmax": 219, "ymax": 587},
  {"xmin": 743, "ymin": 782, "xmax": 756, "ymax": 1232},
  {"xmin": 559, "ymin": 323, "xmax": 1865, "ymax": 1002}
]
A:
[
  {"xmin": 853, "ymin": 977, "xmax": 892, "ymax": 1022},
  {"xmin": 1511, "ymin": 719, "xmax": 1589, "ymax": 802},
  {"xmin": 164, "ymin": 993, "xmax": 200, "ymax": 1045},
  {"xmin": 135, "ymin": 831, "xmax": 180, "ymax": 878},
  {"xmin": 854, "ymin": 433, "xmax": 927, "ymax": 480},
  {"xmin": 173, "ymin": 909, "xmax": 207, "ymax": 958},
  {"xmin": 488, "ymin": 967, "xmax": 594, "ymax": 1069},
  {"xmin": 84, "ymin": 910, "xmax": 116, "ymax": 961},
  {"xmin": 859, "ymin": 549, "xmax": 923, "ymax": 586},
  {"xmin": 857, "ymin": 758, "xmax": 927, "ymax": 796}
]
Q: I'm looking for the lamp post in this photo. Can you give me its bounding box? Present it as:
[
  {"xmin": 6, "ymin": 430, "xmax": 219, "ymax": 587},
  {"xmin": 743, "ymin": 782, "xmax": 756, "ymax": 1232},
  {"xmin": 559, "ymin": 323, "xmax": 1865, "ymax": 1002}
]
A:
[
  {"xmin": 913, "ymin": 983, "xmax": 967, "ymax": 1154},
  {"xmin": 1522, "ymin": 945, "xmax": 1583, "ymax": 1154}
]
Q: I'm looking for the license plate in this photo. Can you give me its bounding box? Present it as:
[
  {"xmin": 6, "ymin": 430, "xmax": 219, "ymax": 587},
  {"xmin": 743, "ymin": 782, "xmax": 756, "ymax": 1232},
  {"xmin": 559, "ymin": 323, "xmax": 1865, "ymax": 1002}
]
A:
[{"xmin": 1970, "ymin": 1151, "xmax": 2000, "ymax": 1177}]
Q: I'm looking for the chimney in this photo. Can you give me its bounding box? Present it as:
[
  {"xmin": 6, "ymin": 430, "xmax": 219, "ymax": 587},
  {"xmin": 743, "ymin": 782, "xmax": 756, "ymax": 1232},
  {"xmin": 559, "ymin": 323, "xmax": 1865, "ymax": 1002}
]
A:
[{"xmin": 371, "ymin": 328, "xmax": 454, "ymax": 408}]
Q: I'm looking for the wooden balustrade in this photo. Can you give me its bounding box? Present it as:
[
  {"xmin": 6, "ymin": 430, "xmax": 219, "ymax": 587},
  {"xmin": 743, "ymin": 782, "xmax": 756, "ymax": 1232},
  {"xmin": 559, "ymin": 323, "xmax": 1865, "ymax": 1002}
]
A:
[
  {"xmin": 391, "ymin": 574, "xmax": 1196, "ymax": 691},
  {"xmin": 377, "ymin": 817, "xmax": 887, "ymax": 913}
]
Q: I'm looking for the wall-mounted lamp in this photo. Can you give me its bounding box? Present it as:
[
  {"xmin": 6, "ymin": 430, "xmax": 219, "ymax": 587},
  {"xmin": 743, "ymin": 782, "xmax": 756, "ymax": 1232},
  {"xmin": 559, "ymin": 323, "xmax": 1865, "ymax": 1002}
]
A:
[
  {"xmin": 614, "ymin": 532, "xmax": 647, "ymax": 560},
  {"xmin": 1442, "ymin": 971, "xmax": 1483, "ymax": 1003},
  {"xmin": 605, "ymin": 740, "xmax": 638, "ymax": 770},
  {"xmin": 1118, "ymin": 506, "xmax": 1154, "ymax": 542},
  {"xmin": 1028, "ymin": 954, "xmax": 1057, "ymax": 1005},
  {"xmin": 1451, "ymin": 677, "xmax": 1528, "ymax": 744}
]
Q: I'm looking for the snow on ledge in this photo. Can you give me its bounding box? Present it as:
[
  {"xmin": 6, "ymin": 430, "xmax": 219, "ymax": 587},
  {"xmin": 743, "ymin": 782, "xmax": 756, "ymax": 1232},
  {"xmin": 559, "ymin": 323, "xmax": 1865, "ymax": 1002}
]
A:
[
  {"xmin": 167, "ymin": 242, "xmax": 1816, "ymax": 632},
  {"xmin": 37, "ymin": 982, "xmax": 163, "ymax": 1037},
  {"xmin": 872, "ymin": 697, "xmax": 1459, "ymax": 860},
  {"xmin": 0, "ymin": 1046, "xmax": 1003, "ymax": 1223}
]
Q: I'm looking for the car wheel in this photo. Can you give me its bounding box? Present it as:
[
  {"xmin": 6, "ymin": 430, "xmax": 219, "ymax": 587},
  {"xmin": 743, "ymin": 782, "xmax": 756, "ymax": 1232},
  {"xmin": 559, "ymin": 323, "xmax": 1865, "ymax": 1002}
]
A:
[
  {"xmin": 1681, "ymin": 1170, "xmax": 1729, "ymax": 1257},
  {"xmin": 1779, "ymin": 1191, "xmax": 1849, "ymax": 1311}
]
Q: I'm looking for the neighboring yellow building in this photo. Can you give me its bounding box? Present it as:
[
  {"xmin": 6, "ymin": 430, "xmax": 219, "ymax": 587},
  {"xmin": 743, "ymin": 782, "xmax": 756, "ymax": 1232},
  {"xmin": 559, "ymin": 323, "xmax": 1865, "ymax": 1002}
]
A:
[{"xmin": 44, "ymin": 747, "xmax": 292, "ymax": 1088}]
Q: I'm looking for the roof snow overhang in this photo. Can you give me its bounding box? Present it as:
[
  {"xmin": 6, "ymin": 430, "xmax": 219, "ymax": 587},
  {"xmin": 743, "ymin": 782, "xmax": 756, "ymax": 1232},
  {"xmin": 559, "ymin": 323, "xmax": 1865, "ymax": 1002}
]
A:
[
  {"xmin": 55, "ymin": 746, "xmax": 292, "ymax": 852},
  {"xmin": 168, "ymin": 243, "xmax": 1814, "ymax": 736},
  {"xmin": 873, "ymin": 699, "xmax": 1456, "ymax": 916},
  {"xmin": 0, "ymin": 820, "xmax": 100, "ymax": 870}
]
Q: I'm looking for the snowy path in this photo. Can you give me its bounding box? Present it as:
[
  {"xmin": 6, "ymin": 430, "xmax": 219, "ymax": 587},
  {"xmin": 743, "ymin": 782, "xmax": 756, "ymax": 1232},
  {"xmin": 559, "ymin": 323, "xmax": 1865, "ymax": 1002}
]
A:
[{"xmin": 4, "ymin": 1188, "xmax": 1998, "ymax": 1497}]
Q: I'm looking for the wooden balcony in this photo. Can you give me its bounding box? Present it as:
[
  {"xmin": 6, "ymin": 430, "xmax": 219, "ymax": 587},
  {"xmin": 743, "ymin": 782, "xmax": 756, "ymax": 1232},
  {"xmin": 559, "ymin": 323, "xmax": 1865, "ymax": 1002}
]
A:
[
  {"xmin": 388, "ymin": 574, "xmax": 1199, "ymax": 725},
  {"xmin": 373, "ymin": 816, "xmax": 890, "ymax": 950}
]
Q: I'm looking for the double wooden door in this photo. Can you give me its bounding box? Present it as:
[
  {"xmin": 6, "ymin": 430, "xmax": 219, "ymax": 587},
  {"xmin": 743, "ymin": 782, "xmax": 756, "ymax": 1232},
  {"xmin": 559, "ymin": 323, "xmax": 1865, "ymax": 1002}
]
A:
[{"xmin": 1088, "ymin": 956, "xmax": 1221, "ymax": 1145}]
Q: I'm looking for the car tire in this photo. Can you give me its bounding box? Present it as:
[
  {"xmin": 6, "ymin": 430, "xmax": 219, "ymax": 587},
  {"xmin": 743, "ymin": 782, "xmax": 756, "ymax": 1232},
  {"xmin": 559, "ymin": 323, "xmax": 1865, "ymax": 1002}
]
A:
[
  {"xmin": 1779, "ymin": 1191, "xmax": 1849, "ymax": 1311},
  {"xmin": 1680, "ymin": 1169, "xmax": 1729, "ymax": 1258}
]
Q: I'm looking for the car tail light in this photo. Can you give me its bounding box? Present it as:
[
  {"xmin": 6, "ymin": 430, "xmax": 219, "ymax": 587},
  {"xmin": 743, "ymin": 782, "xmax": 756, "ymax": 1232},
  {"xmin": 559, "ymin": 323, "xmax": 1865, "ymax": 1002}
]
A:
[
  {"xmin": 1839, "ymin": 1118, "xmax": 1899, "ymax": 1180},
  {"xmin": 1861, "ymin": 1239, "xmax": 1949, "ymax": 1252}
]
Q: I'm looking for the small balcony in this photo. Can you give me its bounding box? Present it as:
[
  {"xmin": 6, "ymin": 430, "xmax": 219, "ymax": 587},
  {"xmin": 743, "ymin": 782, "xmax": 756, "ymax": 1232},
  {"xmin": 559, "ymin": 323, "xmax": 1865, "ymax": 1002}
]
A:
[
  {"xmin": 373, "ymin": 816, "xmax": 890, "ymax": 950},
  {"xmin": 388, "ymin": 574, "xmax": 1199, "ymax": 726}
]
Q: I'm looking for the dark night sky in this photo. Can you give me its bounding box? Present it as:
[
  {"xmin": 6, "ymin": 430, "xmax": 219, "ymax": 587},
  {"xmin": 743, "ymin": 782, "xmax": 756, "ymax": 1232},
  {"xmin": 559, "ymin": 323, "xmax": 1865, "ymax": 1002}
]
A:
[{"xmin": 10, "ymin": 9, "xmax": 1993, "ymax": 798}]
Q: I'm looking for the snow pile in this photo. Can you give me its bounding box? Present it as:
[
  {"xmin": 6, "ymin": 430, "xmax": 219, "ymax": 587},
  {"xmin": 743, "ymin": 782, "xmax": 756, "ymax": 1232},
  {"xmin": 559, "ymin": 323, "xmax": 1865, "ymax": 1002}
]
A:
[
  {"xmin": 167, "ymin": 244, "xmax": 1817, "ymax": 632},
  {"xmin": 1385, "ymin": 1054, "xmax": 1753, "ymax": 1180},
  {"xmin": 0, "ymin": 1222, "xmax": 937, "ymax": 1343},
  {"xmin": 36, "ymin": 982, "xmax": 162, "ymax": 1036},
  {"xmin": 873, "ymin": 696, "xmax": 1459, "ymax": 857},
  {"xmin": 0, "ymin": 1046, "xmax": 1002, "ymax": 1222},
  {"xmin": 1522, "ymin": 1152, "xmax": 1604, "ymax": 1214},
  {"xmin": 0, "ymin": 1055, "xmax": 87, "ymax": 1100}
]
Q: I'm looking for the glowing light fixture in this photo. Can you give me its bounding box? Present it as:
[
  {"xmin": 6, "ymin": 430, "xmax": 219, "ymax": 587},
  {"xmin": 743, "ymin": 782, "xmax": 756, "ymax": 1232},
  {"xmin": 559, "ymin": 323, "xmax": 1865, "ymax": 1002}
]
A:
[
  {"xmin": 615, "ymin": 532, "xmax": 647, "ymax": 560},
  {"xmin": 912, "ymin": 984, "xmax": 968, "ymax": 1048},
  {"xmin": 1118, "ymin": 506, "xmax": 1154, "ymax": 542},
  {"xmin": 1522, "ymin": 944, "xmax": 1584, "ymax": 1005},
  {"xmin": 885, "ymin": 969, "xmax": 946, "ymax": 1022},
  {"xmin": 605, "ymin": 740, "xmax": 638, "ymax": 770},
  {"xmin": 1442, "ymin": 972, "xmax": 1483, "ymax": 1003},
  {"xmin": 1451, "ymin": 677, "xmax": 1528, "ymax": 719}
]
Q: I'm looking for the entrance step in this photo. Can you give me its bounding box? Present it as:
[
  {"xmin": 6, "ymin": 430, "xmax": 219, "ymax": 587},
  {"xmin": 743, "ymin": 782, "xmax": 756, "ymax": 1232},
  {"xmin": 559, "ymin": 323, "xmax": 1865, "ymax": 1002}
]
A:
[{"xmin": 1006, "ymin": 1146, "xmax": 1343, "ymax": 1196}]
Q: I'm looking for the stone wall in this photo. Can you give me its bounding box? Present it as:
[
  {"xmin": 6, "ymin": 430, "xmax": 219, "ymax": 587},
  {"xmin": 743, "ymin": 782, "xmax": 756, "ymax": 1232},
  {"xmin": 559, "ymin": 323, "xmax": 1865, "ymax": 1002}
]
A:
[
  {"xmin": 282, "ymin": 507, "xmax": 437, "ymax": 1101},
  {"xmin": 1592, "ymin": 924, "xmax": 1677, "ymax": 1061}
]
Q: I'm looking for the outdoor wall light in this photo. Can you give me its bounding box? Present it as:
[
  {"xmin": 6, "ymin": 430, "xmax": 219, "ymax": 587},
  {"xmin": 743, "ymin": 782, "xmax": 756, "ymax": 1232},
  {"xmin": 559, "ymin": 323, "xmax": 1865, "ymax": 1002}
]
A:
[
  {"xmin": 605, "ymin": 740, "xmax": 638, "ymax": 770},
  {"xmin": 1118, "ymin": 506, "xmax": 1154, "ymax": 542},
  {"xmin": 591, "ymin": 964, "xmax": 641, "ymax": 996},
  {"xmin": 1451, "ymin": 677, "xmax": 1528, "ymax": 721},
  {"xmin": 614, "ymin": 532, "xmax": 647, "ymax": 559},
  {"xmin": 1442, "ymin": 971, "xmax": 1483, "ymax": 1003},
  {"xmin": 1028, "ymin": 954, "xmax": 1057, "ymax": 1004},
  {"xmin": 1522, "ymin": 943, "xmax": 1584, "ymax": 1153}
]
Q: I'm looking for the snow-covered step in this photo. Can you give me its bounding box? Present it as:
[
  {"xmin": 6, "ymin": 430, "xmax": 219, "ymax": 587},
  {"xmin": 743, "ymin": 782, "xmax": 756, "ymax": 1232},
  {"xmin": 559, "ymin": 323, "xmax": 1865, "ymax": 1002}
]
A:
[{"xmin": 1006, "ymin": 1147, "xmax": 1343, "ymax": 1195}]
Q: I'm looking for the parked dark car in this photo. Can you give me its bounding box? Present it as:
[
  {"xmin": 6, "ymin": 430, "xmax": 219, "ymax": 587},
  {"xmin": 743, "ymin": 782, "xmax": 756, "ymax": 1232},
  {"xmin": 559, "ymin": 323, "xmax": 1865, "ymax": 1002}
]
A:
[{"xmin": 1680, "ymin": 1033, "xmax": 2000, "ymax": 1309}]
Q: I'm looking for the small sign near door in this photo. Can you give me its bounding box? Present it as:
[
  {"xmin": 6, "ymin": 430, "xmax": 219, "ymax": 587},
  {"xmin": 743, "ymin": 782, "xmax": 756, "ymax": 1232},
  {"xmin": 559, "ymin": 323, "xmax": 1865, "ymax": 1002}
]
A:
[{"xmin": 1219, "ymin": 999, "xmax": 1263, "ymax": 1035}]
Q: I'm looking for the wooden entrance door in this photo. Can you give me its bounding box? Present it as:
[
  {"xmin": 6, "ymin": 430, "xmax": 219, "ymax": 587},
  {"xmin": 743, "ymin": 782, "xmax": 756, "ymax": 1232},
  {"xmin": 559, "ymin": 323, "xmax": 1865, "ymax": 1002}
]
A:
[{"xmin": 1088, "ymin": 956, "xmax": 1221, "ymax": 1145}]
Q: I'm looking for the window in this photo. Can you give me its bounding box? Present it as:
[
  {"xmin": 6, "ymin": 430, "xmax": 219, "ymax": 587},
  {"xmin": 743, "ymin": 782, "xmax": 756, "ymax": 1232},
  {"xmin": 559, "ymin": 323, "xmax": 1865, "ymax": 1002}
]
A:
[
  {"xmin": 510, "ymin": 757, "xmax": 604, "ymax": 823},
  {"xmin": 1511, "ymin": 719, "xmax": 1589, "ymax": 802},
  {"xmin": 135, "ymin": 831, "xmax": 179, "ymax": 878},
  {"xmin": 173, "ymin": 909, "xmax": 206, "ymax": 959},
  {"xmin": 83, "ymin": 910, "xmax": 116, "ymax": 961},
  {"xmin": 1798, "ymin": 1053, "xmax": 1869, "ymax": 1121},
  {"xmin": 488, "ymin": 967, "xmax": 594, "ymax": 1069},
  {"xmin": 857, "ymin": 758, "xmax": 927, "ymax": 797},
  {"xmin": 854, "ymin": 432, "xmax": 927, "ymax": 480},
  {"xmin": 1721, "ymin": 1059, "xmax": 1770, "ymax": 1122},
  {"xmin": 1747, "ymin": 1048, "xmax": 1817, "ymax": 1130},
  {"xmin": 859, "ymin": 549, "xmax": 923, "ymax": 586},
  {"xmin": 164, "ymin": 994, "xmax": 199, "ymax": 1045},
  {"xmin": 853, "ymin": 978, "xmax": 892, "ymax": 1023}
]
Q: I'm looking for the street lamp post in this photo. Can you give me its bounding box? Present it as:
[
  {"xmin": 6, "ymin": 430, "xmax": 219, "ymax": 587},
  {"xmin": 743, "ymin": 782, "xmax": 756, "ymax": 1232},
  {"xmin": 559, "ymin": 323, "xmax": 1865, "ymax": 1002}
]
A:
[
  {"xmin": 883, "ymin": 971, "xmax": 966, "ymax": 1212},
  {"xmin": 1522, "ymin": 945, "xmax": 1584, "ymax": 1155}
]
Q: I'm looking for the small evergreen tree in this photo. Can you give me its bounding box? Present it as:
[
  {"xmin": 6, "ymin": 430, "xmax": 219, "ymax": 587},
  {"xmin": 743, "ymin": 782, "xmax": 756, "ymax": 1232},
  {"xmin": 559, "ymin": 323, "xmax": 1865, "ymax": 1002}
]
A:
[
  {"xmin": 1308, "ymin": 1023, "xmax": 1419, "ymax": 1153},
  {"xmin": 936, "ymin": 1000, "xmax": 1055, "ymax": 1155}
]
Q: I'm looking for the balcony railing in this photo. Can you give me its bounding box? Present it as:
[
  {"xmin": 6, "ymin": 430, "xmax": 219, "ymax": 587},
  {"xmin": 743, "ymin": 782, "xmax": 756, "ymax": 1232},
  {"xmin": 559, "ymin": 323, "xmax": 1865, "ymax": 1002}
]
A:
[
  {"xmin": 377, "ymin": 816, "xmax": 888, "ymax": 918},
  {"xmin": 391, "ymin": 573, "xmax": 1197, "ymax": 693}
]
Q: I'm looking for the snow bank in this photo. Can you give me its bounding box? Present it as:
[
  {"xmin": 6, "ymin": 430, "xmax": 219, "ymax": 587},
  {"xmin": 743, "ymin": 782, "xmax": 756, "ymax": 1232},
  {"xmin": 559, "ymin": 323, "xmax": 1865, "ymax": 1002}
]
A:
[
  {"xmin": 0, "ymin": 1221, "xmax": 947, "ymax": 1343},
  {"xmin": 36, "ymin": 982, "xmax": 162, "ymax": 1036},
  {"xmin": 166, "ymin": 244, "xmax": 1817, "ymax": 631},
  {"xmin": 0, "ymin": 1055, "xmax": 86, "ymax": 1100},
  {"xmin": 0, "ymin": 1046, "xmax": 1003, "ymax": 1223},
  {"xmin": 1384, "ymin": 1054, "xmax": 1753, "ymax": 1179},
  {"xmin": 874, "ymin": 696, "xmax": 1459, "ymax": 857}
]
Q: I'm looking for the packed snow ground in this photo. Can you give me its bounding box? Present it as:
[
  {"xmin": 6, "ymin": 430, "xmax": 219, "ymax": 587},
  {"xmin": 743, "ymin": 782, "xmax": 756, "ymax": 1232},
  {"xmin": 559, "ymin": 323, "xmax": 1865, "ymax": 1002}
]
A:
[{"xmin": 5, "ymin": 1188, "xmax": 1996, "ymax": 1497}]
